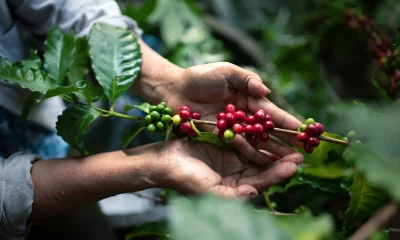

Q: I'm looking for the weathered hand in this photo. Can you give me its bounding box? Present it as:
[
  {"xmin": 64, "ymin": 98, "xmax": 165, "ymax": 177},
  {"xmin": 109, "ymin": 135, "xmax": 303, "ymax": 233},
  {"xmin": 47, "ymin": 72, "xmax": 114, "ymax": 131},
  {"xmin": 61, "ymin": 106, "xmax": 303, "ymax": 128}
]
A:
[
  {"xmin": 154, "ymin": 138, "xmax": 303, "ymax": 199},
  {"xmin": 166, "ymin": 62, "xmax": 302, "ymax": 146}
]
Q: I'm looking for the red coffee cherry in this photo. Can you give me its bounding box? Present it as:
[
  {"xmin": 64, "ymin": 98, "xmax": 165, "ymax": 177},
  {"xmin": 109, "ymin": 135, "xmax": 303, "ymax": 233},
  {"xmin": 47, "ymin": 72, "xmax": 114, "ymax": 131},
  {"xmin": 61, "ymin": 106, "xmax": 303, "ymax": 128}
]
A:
[
  {"xmin": 306, "ymin": 124, "xmax": 319, "ymax": 136},
  {"xmin": 225, "ymin": 113, "xmax": 236, "ymax": 126},
  {"xmin": 306, "ymin": 137, "xmax": 320, "ymax": 147},
  {"xmin": 253, "ymin": 123, "xmax": 264, "ymax": 136},
  {"xmin": 218, "ymin": 129, "xmax": 225, "ymax": 137},
  {"xmin": 225, "ymin": 104, "xmax": 236, "ymax": 113},
  {"xmin": 249, "ymin": 135, "xmax": 260, "ymax": 145},
  {"xmin": 217, "ymin": 119, "xmax": 228, "ymax": 130},
  {"xmin": 265, "ymin": 114, "xmax": 272, "ymax": 121},
  {"xmin": 264, "ymin": 121, "xmax": 275, "ymax": 132},
  {"xmin": 296, "ymin": 132, "xmax": 308, "ymax": 142},
  {"xmin": 315, "ymin": 122, "xmax": 325, "ymax": 135},
  {"xmin": 245, "ymin": 125, "xmax": 254, "ymax": 135},
  {"xmin": 179, "ymin": 110, "xmax": 191, "ymax": 121},
  {"xmin": 217, "ymin": 112, "xmax": 226, "ymax": 120},
  {"xmin": 234, "ymin": 111, "xmax": 246, "ymax": 123},
  {"xmin": 188, "ymin": 128, "xmax": 197, "ymax": 137},
  {"xmin": 254, "ymin": 110, "xmax": 266, "ymax": 123},
  {"xmin": 180, "ymin": 121, "xmax": 191, "ymax": 133},
  {"xmin": 260, "ymin": 133, "xmax": 269, "ymax": 142},
  {"xmin": 232, "ymin": 123, "xmax": 244, "ymax": 134},
  {"xmin": 180, "ymin": 106, "xmax": 191, "ymax": 112},
  {"xmin": 246, "ymin": 116, "xmax": 255, "ymax": 125},
  {"xmin": 191, "ymin": 112, "xmax": 201, "ymax": 120},
  {"xmin": 304, "ymin": 144, "xmax": 314, "ymax": 154}
]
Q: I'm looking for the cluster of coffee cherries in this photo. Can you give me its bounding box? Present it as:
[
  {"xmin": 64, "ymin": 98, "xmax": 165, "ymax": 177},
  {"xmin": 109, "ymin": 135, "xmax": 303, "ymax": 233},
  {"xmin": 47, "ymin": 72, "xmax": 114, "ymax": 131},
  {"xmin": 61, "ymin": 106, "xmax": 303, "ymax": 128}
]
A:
[
  {"xmin": 216, "ymin": 104, "xmax": 274, "ymax": 145},
  {"xmin": 296, "ymin": 118, "xmax": 325, "ymax": 153},
  {"xmin": 144, "ymin": 102, "xmax": 173, "ymax": 135},
  {"xmin": 171, "ymin": 106, "xmax": 201, "ymax": 137}
]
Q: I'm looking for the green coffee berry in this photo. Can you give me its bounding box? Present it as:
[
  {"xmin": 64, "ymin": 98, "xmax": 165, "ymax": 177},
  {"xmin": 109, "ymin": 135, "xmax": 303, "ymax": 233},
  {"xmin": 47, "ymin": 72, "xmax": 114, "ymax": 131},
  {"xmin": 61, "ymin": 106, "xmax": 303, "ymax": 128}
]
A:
[
  {"xmin": 157, "ymin": 104, "xmax": 165, "ymax": 113},
  {"xmin": 299, "ymin": 124, "xmax": 307, "ymax": 132},
  {"xmin": 161, "ymin": 114, "xmax": 171, "ymax": 124},
  {"xmin": 156, "ymin": 121, "xmax": 164, "ymax": 130},
  {"xmin": 144, "ymin": 114, "xmax": 152, "ymax": 123},
  {"xmin": 149, "ymin": 105, "xmax": 157, "ymax": 111},
  {"xmin": 150, "ymin": 111, "xmax": 161, "ymax": 121},
  {"xmin": 160, "ymin": 102, "xmax": 166, "ymax": 106},
  {"xmin": 305, "ymin": 118, "xmax": 315, "ymax": 125},
  {"xmin": 223, "ymin": 129, "xmax": 235, "ymax": 141},
  {"xmin": 147, "ymin": 124, "xmax": 156, "ymax": 133},
  {"xmin": 164, "ymin": 107, "xmax": 172, "ymax": 115},
  {"xmin": 347, "ymin": 130, "xmax": 357, "ymax": 139}
]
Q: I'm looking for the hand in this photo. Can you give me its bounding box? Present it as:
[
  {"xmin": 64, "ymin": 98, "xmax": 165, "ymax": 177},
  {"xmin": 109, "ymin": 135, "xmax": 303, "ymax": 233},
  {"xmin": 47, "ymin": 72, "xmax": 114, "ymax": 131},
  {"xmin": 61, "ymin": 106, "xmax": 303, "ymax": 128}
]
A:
[
  {"xmin": 145, "ymin": 138, "xmax": 303, "ymax": 199},
  {"xmin": 166, "ymin": 62, "xmax": 302, "ymax": 146}
]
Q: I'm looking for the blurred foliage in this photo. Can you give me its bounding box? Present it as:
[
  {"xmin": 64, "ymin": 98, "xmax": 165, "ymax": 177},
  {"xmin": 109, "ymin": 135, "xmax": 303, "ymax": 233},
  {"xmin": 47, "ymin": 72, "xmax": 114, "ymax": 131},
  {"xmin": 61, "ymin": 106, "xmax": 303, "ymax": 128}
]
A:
[{"xmin": 118, "ymin": 0, "xmax": 400, "ymax": 239}]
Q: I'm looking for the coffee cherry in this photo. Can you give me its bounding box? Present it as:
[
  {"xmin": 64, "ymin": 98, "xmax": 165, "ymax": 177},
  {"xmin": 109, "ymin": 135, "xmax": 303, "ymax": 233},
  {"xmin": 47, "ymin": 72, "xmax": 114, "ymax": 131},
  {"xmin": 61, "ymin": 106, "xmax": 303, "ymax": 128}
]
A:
[
  {"xmin": 265, "ymin": 114, "xmax": 272, "ymax": 121},
  {"xmin": 254, "ymin": 110, "xmax": 266, "ymax": 123},
  {"xmin": 147, "ymin": 124, "xmax": 156, "ymax": 133},
  {"xmin": 180, "ymin": 106, "xmax": 191, "ymax": 112},
  {"xmin": 305, "ymin": 118, "xmax": 315, "ymax": 125},
  {"xmin": 225, "ymin": 104, "xmax": 236, "ymax": 113},
  {"xmin": 315, "ymin": 122, "xmax": 325, "ymax": 134},
  {"xmin": 304, "ymin": 144, "xmax": 314, "ymax": 154},
  {"xmin": 249, "ymin": 135, "xmax": 259, "ymax": 145},
  {"xmin": 264, "ymin": 121, "xmax": 275, "ymax": 132},
  {"xmin": 244, "ymin": 124, "xmax": 254, "ymax": 134},
  {"xmin": 261, "ymin": 133, "xmax": 269, "ymax": 142},
  {"xmin": 347, "ymin": 130, "xmax": 357, "ymax": 140},
  {"xmin": 253, "ymin": 123, "xmax": 264, "ymax": 136},
  {"xmin": 296, "ymin": 132, "xmax": 308, "ymax": 142},
  {"xmin": 180, "ymin": 121, "xmax": 192, "ymax": 133},
  {"xmin": 223, "ymin": 129, "xmax": 235, "ymax": 141},
  {"xmin": 144, "ymin": 114, "xmax": 152, "ymax": 123},
  {"xmin": 234, "ymin": 111, "xmax": 246, "ymax": 123},
  {"xmin": 306, "ymin": 124, "xmax": 319, "ymax": 136},
  {"xmin": 299, "ymin": 124, "xmax": 307, "ymax": 132},
  {"xmin": 246, "ymin": 116, "xmax": 255, "ymax": 125},
  {"xmin": 157, "ymin": 104, "xmax": 165, "ymax": 113},
  {"xmin": 225, "ymin": 113, "xmax": 236, "ymax": 126},
  {"xmin": 161, "ymin": 115, "xmax": 171, "ymax": 124},
  {"xmin": 218, "ymin": 129, "xmax": 225, "ymax": 137},
  {"xmin": 150, "ymin": 111, "xmax": 161, "ymax": 121},
  {"xmin": 172, "ymin": 115, "xmax": 182, "ymax": 126},
  {"xmin": 188, "ymin": 128, "xmax": 197, "ymax": 137},
  {"xmin": 307, "ymin": 137, "xmax": 320, "ymax": 147},
  {"xmin": 160, "ymin": 101, "xmax": 166, "ymax": 106},
  {"xmin": 164, "ymin": 107, "xmax": 172, "ymax": 115},
  {"xmin": 217, "ymin": 112, "xmax": 226, "ymax": 120},
  {"xmin": 217, "ymin": 119, "xmax": 228, "ymax": 130},
  {"xmin": 192, "ymin": 112, "xmax": 201, "ymax": 120},
  {"xmin": 149, "ymin": 105, "xmax": 157, "ymax": 112},
  {"xmin": 156, "ymin": 121, "xmax": 164, "ymax": 130},
  {"xmin": 232, "ymin": 123, "xmax": 244, "ymax": 134},
  {"xmin": 179, "ymin": 110, "xmax": 191, "ymax": 121}
]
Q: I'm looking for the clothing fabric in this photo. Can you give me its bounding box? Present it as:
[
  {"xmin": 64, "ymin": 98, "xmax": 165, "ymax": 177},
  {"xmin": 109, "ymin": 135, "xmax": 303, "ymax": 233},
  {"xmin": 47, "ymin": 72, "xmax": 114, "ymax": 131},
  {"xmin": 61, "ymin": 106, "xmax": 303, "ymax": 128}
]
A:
[{"xmin": 0, "ymin": 0, "xmax": 143, "ymax": 239}]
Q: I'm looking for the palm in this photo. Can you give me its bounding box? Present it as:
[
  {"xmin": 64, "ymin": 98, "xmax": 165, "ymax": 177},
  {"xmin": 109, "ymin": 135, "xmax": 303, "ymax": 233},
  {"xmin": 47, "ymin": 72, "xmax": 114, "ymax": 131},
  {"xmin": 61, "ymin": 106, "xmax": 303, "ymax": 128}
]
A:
[{"xmin": 164, "ymin": 139, "xmax": 302, "ymax": 198}]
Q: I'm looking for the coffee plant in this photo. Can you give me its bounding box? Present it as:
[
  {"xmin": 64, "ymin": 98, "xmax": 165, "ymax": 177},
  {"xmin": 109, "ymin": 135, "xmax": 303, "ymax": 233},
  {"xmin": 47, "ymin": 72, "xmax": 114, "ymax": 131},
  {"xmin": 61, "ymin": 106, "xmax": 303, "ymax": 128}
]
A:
[{"xmin": 1, "ymin": 1, "xmax": 400, "ymax": 238}]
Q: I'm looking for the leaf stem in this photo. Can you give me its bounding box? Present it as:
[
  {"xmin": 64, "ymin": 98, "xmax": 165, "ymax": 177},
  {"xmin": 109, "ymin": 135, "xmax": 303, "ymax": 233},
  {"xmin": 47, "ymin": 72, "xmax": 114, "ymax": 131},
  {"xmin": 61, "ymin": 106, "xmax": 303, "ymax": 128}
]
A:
[
  {"xmin": 192, "ymin": 119, "xmax": 348, "ymax": 147},
  {"xmin": 95, "ymin": 108, "xmax": 144, "ymax": 120}
]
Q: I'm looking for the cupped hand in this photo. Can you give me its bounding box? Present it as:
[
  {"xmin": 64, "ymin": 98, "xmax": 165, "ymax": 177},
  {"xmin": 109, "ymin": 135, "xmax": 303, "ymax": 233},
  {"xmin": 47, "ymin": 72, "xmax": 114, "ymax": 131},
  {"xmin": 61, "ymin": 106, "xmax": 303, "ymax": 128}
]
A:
[
  {"xmin": 166, "ymin": 62, "xmax": 302, "ymax": 146},
  {"xmin": 154, "ymin": 138, "xmax": 303, "ymax": 199}
]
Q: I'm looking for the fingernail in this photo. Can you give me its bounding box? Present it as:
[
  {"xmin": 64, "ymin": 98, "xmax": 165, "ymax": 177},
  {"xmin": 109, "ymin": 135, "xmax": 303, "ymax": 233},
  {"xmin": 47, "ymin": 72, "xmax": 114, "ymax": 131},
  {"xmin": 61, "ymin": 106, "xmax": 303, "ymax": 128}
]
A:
[{"xmin": 262, "ymin": 84, "xmax": 271, "ymax": 94}]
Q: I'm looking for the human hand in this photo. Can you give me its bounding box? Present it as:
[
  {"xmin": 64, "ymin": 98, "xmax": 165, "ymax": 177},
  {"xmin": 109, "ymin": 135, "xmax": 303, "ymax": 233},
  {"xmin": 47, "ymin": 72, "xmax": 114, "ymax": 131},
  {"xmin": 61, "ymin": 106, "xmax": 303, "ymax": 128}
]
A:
[
  {"xmin": 137, "ymin": 138, "xmax": 303, "ymax": 199},
  {"xmin": 165, "ymin": 62, "xmax": 302, "ymax": 146}
]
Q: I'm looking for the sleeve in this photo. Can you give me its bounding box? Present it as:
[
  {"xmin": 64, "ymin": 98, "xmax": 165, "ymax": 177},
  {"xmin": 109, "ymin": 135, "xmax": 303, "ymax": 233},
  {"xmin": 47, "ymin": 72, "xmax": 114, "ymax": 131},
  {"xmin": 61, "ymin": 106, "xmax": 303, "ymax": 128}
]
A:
[
  {"xmin": 0, "ymin": 152, "xmax": 41, "ymax": 240},
  {"xmin": 6, "ymin": 0, "xmax": 143, "ymax": 37}
]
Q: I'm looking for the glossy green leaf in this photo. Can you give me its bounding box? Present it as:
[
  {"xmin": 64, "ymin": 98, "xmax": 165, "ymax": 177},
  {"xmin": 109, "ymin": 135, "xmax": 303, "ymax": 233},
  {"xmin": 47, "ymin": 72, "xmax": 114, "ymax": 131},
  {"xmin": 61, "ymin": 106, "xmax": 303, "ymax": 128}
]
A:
[
  {"xmin": 21, "ymin": 51, "xmax": 42, "ymax": 70},
  {"xmin": 170, "ymin": 194, "xmax": 333, "ymax": 240},
  {"xmin": 0, "ymin": 56, "xmax": 12, "ymax": 68},
  {"xmin": 67, "ymin": 37, "xmax": 90, "ymax": 86},
  {"xmin": 124, "ymin": 102, "xmax": 151, "ymax": 113},
  {"xmin": 122, "ymin": 125, "xmax": 146, "ymax": 149},
  {"xmin": 284, "ymin": 171, "xmax": 347, "ymax": 194},
  {"xmin": 44, "ymin": 27, "xmax": 76, "ymax": 84},
  {"xmin": 56, "ymin": 104, "xmax": 100, "ymax": 152},
  {"xmin": 343, "ymin": 172, "xmax": 389, "ymax": 230},
  {"xmin": 125, "ymin": 222, "xmax": 170, "ymax": 240},
  {"xmin": 190, "ymin": 120, "xmax": 231, "ymax": 149},
  {"xmin": 274, "ymin": 214, "xmax": 334, "ymax": 240},
  {"xmin": 298, "ymin": 164, "xmax": 353, "ymax": 179},
  {"xmin": 88, "ymin": 23, "xmax": 142, "ymax": 103},
  {"xmin": 0, "ymin": 65, "xmax": 58, "ymax": 93},
  {"xmin": 301, "ymin": 132, "xmax": 346, "ymax": 166}
]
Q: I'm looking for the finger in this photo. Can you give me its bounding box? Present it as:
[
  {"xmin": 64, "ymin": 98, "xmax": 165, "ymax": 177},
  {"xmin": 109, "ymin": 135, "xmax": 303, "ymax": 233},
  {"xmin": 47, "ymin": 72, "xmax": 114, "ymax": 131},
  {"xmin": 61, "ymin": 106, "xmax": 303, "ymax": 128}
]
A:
[
  {"xmin": 248, "ymin": 97, "xmax": 302, "ymax": 147},
  {"xmin": 228, "ymin": 134, "xmax": 276, "ymax": 165},
  {"xmin": 223, "ymin": 63, "xmax": 271, "ymax": 97},
  {"xmin": 208, "ymin": 184, "xmax": 258, "ymax": 199},
  {"xmin": 266, "ymin": 152, "xmax": 304, "ymax": 168},
  {"xmin": 257, "ymin": 137, "xmax": 297, "ymax": 158},
  {"xmin": 237, "ymin": 162, "xmax": 297, "ymax": 191}
]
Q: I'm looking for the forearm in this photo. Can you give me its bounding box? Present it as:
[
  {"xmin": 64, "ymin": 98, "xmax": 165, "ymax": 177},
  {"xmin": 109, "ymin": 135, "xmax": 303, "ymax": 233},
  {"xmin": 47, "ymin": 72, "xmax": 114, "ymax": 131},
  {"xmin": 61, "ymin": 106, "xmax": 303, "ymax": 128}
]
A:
[
  {"xmin": 31, "ymin": 143, "xmax": 165, "ymax": 218},
  {"xmin": 130, "ymin": 39, "xmax": 184, "ymax": 104}
]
